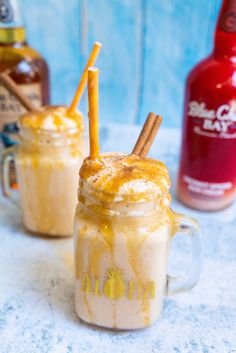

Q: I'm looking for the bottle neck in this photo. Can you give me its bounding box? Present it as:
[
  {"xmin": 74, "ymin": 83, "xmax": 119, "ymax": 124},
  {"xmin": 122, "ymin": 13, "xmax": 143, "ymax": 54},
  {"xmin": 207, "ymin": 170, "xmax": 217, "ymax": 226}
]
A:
[
  {"xmin": 0, "ymin": 26, "xmax": 26, "ymax": 44},
  {"xmin": 213, "ymin": 0, "xmax": 236, "ymax": 58},
  {"xmin": 0, "ymin": 0, "xmax": 26, "ymax": 44}
]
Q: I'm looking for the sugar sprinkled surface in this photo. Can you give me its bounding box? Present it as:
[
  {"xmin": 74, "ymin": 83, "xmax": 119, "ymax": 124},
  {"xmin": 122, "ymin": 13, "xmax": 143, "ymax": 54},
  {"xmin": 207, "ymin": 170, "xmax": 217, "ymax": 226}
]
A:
[{"xmin": 0, "ymin": 125, "xmax": 235, "ymax": 353}]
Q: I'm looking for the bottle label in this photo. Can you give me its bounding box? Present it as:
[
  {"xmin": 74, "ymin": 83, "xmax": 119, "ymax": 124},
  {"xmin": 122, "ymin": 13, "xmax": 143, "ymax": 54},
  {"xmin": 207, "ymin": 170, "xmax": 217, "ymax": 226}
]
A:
[
  {"xmin": 188, "ymin": 100, "xmax": 236, "ymax": 138},
  {"xmin": 0, "ymin": 0, "xmax": 13, "ymax": 23},
  {"xmin": 220, "ymin": 0, "xmax": 236, "ymax": 32},
  {"xmin": 182, "ymin": 175, "xmax": 233, "ymax": 197},
  {"xmin": 0, "ymin": 83, "xmax": 42, "ymax": 128},
  {"xmin": 179, "ymin": 98, "xmax": 236, "ymax": 204}
]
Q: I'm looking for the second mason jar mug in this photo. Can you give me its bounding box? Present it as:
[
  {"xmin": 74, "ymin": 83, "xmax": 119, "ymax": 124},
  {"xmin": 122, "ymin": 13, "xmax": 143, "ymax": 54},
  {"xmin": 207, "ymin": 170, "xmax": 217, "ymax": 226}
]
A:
[
  {"xmin": 73, "ymin": 153, "xmax": 202, "ymax": 330},
  {"xmin": 1, "ymin": 106, "xmax": 86, "ymax": 237}
]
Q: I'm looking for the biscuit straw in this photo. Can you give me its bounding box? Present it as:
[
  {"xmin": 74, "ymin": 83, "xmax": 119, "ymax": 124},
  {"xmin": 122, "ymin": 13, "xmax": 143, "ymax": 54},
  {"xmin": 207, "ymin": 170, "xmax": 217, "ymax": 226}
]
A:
[
  {"xmin": 68, "ymin": 41, "xmax": 102, "ymax": 115},
  {"xmin": 0, "ymin": 72, "xmax": 37, "ymax": 112},
  {"xmin": 88, "ymin": 67, "xmax": 99, "ymax": 159},
  {"xmin": 132, "ymin": 113, "xmax": 163, "ymax": 158}
]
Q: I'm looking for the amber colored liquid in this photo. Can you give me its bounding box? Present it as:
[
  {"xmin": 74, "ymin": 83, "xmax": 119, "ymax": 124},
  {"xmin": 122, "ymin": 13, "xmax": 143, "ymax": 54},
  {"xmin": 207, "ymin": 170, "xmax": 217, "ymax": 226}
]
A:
[
  {"xmin": 0, "ymin": 36, "xmax": 50, "ymax": 185},
  {"xmin": 0, "ymin": 40, "xmax": 50, "ymax": 106}
]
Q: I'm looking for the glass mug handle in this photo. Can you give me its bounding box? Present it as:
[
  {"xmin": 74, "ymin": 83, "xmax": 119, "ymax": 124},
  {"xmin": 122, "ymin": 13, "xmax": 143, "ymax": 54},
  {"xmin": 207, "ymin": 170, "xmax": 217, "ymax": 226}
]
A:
[
  {"xmin": 1, "ymin": 146, "xmax": 19, "ymax": 206},
  {"xmin": 167, "ymin": 214, "xmax": 202, "ymax": 295}
]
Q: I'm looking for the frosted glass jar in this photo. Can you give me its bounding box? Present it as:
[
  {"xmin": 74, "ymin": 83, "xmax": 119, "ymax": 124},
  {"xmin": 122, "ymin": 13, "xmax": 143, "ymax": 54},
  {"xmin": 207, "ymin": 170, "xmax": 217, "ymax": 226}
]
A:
[
  {"xmin": 1, "ymin": 114, "xmax": 86, "ymax": 236},
  {"xmin": 74, "ymin": 177, "xmax": 202, "ymax": 329}
]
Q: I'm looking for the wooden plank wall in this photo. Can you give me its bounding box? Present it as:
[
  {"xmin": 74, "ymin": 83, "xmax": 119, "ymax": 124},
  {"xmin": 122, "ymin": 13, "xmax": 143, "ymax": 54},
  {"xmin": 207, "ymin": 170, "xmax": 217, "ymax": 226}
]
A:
[{"xmin": 22, "ymin": 0, "xmax": 222, "ymax": 128}]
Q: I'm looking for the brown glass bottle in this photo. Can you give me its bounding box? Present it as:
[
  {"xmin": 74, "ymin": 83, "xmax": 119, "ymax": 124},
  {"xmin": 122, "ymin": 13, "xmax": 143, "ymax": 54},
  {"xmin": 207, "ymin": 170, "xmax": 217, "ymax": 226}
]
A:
[{"xmin": 0, "ymin": 0, "xmax": 50, "ymax": 149}]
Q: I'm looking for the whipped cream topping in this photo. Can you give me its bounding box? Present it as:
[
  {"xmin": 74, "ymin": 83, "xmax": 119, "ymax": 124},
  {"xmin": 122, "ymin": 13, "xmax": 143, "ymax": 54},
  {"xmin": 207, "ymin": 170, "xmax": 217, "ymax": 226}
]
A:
[
  {"xmin": 79, "ymin": 153, "xmax": 171, "ymax": 203},
  {"xmin": 20, "ymin": 106, "xmax": 84, "ymax": 132}
]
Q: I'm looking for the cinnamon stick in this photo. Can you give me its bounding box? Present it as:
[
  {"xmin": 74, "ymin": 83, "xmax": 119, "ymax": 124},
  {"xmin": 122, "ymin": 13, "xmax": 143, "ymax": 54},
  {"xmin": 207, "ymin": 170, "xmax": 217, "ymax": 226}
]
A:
[
  {"xmin": 139, "ymin": 115, "xmax": 162, "ymax": 157},
  {"xmin": 132, "ymin": 113, "xmax": 163, "ymax": 158},
  {"xmin": 0, "ymin": 72, "xmax": 37, "ymax": 112},
  {"xmin": 132, "ymin": 112, "xmax": 156, "ymax": 155}
]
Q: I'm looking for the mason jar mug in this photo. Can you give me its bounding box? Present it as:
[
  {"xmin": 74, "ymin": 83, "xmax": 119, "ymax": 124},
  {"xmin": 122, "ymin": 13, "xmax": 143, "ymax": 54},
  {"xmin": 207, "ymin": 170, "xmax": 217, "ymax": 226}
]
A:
[
  {"xmin": 1, "ymin": 121, "xmax": 86, "ymax": 236},
  {"xmin": 74, "ymin": 178, "xmax": 202, "ymax": 330}
]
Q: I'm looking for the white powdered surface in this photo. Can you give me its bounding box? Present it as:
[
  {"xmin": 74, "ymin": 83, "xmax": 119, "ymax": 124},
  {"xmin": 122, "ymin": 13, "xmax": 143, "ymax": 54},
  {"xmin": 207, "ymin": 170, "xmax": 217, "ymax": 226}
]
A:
[{"xmin": 0, "ymin": 124, "xmax": 235, "ymax": 353}]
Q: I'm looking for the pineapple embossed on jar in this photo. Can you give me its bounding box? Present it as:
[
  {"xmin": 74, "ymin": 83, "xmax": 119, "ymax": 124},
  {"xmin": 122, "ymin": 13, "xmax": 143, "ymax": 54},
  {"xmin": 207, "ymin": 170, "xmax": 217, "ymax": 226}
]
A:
[{"xmin": 103, "ymin": 269, "xmax": 125, "ymax": 300}]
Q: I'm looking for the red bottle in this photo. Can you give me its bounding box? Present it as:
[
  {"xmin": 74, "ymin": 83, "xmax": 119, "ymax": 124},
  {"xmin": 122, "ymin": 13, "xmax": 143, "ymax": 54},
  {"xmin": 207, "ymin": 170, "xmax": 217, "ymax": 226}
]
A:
[{"xmin": 177, "ymin": 0, "xmax": 236, "ymax": 211}]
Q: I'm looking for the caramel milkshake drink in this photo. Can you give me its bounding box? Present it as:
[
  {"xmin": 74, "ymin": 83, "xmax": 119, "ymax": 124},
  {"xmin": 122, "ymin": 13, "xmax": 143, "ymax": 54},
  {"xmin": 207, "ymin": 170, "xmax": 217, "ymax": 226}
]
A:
[
  {"xmin": 1, "ymin": 42, "xmax": 102, "ymax": 236},
  {"xmin": 73, "ymin": 68, "xmax": 202, "ymax": 329},
  {"xmin": 2, "ymin": 106, "xmax": 86, "ymax": 236},
  {"xmin": 74, "ymin": 153, "xmax": 202, "ymax": 329}
]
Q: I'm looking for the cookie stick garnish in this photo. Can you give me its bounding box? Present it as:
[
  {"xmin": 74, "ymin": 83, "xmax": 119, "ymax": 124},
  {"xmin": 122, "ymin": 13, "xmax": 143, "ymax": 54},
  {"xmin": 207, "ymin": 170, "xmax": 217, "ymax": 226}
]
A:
[
  {"xmin": 0, "ymin": 72, "xmax": 38, "ymax": 112},
  {"xmin": 132, "ymin": 113, "xmax": 163, "ymax": 157},
  {"xmin": 88, "ymin": 67, "xmax": 99, "ymax": 159},
  {"xmin": 68, "ymin": 41, "xmax": 102, "ymax": 115}
]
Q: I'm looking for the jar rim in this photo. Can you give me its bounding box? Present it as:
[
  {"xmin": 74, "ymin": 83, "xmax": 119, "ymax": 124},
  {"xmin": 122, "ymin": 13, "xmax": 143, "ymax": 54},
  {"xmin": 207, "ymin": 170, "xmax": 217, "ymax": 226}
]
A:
[
  {"xmin": 79, "ymin": 177, "xmax": 170, "ymax": 204},
  {"xmin": 18, "ymin": 122, "xmax": 84, "ymax": 147},
  {"xmin": 18, "ymin": 121, "xmax": 82, "ymax": 137},
  {"xmin": 79, "ymin": 178, "xmax": 170, "ymax": 218}
]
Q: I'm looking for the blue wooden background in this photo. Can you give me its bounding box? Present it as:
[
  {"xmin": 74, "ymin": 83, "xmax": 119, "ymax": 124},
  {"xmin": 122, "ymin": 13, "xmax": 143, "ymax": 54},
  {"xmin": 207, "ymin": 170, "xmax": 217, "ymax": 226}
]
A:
[{"xmin": 21, "ymin": 0, "xmax": 222, "ymax": 128}]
